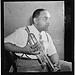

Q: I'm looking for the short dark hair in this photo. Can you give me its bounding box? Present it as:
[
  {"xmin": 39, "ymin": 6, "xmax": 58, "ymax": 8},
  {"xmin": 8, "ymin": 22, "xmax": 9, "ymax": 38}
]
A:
[{"xmin": 32, "ymin": 8, "xmax": 46, "ymax": 23}]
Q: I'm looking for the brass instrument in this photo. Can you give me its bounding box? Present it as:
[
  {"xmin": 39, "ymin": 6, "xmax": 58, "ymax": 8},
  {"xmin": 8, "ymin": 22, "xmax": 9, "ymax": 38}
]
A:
[{"xmin": 25, "ymin": 26, "xmax": 60, "ymax": 72}]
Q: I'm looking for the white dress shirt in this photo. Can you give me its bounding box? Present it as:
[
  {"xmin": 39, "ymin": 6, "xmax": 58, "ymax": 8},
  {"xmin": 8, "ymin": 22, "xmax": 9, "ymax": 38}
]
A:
[{"xmin": 4, "ymin": 24, "xmax": 57, "ymax": 59}]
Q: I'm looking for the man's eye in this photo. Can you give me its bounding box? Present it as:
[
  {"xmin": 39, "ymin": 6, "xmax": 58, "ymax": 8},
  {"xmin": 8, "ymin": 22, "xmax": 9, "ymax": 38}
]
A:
[{"xmin": 43, "ymin": 18, "xmax": 47, "ymax": 21}]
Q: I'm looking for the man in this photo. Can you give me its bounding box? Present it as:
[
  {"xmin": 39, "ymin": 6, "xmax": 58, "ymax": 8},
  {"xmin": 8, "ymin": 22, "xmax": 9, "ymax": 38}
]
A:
[{"xmin": 4, "ymin": 9, "xmax": 72, "ymax": 72}]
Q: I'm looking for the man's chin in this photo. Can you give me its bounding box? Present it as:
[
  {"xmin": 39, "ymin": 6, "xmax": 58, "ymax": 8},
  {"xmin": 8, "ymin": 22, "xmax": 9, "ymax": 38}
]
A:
[{"xmin": 44, "ymin": 28, "xmax": 48, "ymax": 31}]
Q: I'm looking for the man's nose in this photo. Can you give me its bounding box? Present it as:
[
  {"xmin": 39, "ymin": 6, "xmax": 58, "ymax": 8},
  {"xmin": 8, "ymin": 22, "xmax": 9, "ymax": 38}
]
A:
[{"xmin": 47, "ymin": 19, "xmax": 50, "ymax": 25}]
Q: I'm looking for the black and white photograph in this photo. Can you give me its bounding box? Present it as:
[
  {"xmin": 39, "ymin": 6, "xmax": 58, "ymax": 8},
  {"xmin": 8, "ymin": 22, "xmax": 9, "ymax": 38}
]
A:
[{"xmin": 3, "ymin": 0, "xmax": 73, "ymax": 74}]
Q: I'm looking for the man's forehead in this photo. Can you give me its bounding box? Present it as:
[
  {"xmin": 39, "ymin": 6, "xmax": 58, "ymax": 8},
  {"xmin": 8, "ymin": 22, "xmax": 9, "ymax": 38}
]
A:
[{"xmin": 40, "ymin": 11, "xmax": 50, "ymax": 17}]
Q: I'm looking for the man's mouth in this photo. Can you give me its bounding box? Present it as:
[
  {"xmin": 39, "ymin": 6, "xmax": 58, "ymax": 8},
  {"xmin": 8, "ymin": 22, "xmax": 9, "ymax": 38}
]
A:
[{"xmin": 45, "ymin": 25, "xmax": 49, "ymax": 28}]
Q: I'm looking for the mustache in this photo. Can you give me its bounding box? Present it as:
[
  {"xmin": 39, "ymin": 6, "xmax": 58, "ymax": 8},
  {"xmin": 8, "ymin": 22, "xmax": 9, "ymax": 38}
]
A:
[{"xmin": 45, "ymin": 25, "xmax": 49, "ymax": 27}]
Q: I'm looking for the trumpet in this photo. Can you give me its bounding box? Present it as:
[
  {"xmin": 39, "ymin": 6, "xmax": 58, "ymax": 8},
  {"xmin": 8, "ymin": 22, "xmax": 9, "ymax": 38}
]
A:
[{"xmin": 25, "ymin": 26, "xmax": 61, "ymax": 72}]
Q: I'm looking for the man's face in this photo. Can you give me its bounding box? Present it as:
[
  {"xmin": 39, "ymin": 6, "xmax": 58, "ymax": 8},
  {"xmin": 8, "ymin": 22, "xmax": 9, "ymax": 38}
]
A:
[{"xmin": 36, "ymin": 11, "xmax": 50, "ymax": 31}]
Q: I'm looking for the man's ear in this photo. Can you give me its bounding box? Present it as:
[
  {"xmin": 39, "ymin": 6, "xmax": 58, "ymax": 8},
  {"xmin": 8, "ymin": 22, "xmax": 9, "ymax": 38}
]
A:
[{"xmin": 33, "ymin": 18, "xmax": 37, "ymax": 24}]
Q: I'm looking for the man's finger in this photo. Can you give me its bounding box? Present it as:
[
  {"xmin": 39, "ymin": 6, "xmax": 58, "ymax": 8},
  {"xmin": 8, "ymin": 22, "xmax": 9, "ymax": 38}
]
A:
[
  {"xmin": 31, "ymin": 51, "xmax": 40, "ymax": 55},
  {"xmin": 32, "ymin": 42, "xmax": 40, "ymax": 49}
]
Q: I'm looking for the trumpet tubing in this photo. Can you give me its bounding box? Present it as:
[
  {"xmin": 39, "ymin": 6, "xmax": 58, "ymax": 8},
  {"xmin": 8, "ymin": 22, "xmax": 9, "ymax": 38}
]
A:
[{"xmin": 25, "ymin": 27, "xmax": 60, "ymax": 72}]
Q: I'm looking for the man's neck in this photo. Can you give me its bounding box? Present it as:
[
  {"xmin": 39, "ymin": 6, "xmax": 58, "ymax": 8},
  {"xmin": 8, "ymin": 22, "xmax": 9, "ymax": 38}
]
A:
[{"xmin": 33, "ymin": 23, "xmax": 42, "ymax": 33}]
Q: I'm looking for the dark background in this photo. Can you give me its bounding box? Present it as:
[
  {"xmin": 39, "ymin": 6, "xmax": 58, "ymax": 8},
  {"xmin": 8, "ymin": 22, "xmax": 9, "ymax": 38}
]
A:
[{"xmin": 64, "ymin": 0, "xmax": 74, "ymax": 62}]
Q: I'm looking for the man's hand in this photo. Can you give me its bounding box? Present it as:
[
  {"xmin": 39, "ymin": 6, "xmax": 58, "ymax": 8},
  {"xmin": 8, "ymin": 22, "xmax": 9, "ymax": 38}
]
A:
[
  {"xmin": 22, "ymin": 42, "xmax": 41, "ymax": 55},
  {"xmin": 53, "ymin": 63, "xmax": 61, "ymax": 71},
  {"xmin": 29, "ymin": 42, "xmax": 41, "ymax": 55}
]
